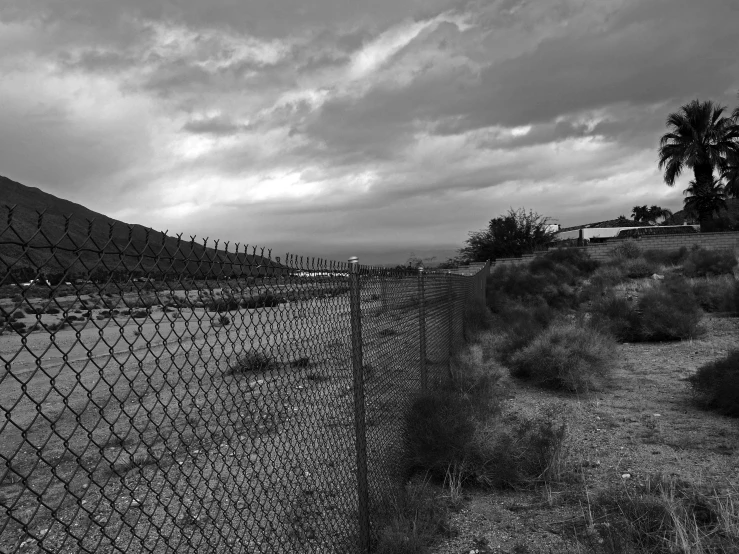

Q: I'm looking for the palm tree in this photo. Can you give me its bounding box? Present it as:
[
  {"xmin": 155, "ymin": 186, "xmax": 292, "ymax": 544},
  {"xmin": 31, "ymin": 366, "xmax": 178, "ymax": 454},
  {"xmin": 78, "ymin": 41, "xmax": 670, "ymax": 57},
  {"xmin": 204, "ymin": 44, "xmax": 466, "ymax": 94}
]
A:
[
  {"xmin": 683, "ymin": 178, "xmax": 727, "ymax": 230},
  {"xmin": 647, "ymin": 205, "xmax": 673, "ymax": 225},
  {"xmin": 658, "ymin": 99, "xmax": 739, "ymax": 229},
  {"xmin": 721, "ymin": 142, "xmax": 739, "ymax": 198}
]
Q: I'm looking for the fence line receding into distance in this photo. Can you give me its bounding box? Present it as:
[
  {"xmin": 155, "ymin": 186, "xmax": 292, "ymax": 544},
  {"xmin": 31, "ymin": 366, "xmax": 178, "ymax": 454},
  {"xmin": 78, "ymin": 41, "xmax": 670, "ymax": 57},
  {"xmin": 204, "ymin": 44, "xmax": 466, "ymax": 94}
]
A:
[{"xmin": 0, "ymin": 207, "xmax": 488, "ymax": 554}]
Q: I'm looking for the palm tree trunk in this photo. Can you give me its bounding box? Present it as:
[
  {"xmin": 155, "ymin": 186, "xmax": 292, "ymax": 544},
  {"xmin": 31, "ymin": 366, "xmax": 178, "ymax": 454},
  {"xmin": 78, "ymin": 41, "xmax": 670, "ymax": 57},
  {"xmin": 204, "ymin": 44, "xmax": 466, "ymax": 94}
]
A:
[{"xmin": 693, "ymin": 162, "xmax": 715, "ymax": 231}]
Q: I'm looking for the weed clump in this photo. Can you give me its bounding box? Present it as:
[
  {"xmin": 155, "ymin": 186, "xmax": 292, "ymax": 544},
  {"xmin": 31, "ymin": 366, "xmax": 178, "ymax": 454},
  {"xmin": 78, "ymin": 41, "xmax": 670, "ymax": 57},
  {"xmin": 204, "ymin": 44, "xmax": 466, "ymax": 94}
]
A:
[
  {"xmin": 508, "ymin": 321, "xmax": 616, "ymax": 392},
  {"xmin": 228, "ymin": 351, "xmax": 276, "ymax": 374},
  {"xmin": 683, "ymin": 247, "xmax": 738, "ymax": 278},
  {"xmin": 689, "ymin": 349, "xmax": 739, "ymax": 417}
]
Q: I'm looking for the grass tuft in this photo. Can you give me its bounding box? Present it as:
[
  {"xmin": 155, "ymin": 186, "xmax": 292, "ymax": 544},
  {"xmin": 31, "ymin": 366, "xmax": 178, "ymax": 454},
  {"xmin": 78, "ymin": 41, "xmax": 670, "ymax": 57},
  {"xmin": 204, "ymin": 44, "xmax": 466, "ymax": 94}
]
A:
[{"xmin": 374, "ymin": 478, "xmax": 455, "ymax": 554}]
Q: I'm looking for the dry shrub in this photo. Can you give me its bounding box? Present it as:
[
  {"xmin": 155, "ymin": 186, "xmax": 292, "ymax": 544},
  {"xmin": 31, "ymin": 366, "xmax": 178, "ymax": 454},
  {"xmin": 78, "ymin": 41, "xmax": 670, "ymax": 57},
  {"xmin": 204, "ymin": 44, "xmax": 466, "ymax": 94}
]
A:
[
  {"xmin": 589, "ymin": 265, "xmax": 627, "ymax": 289},
  {"xmin": 491, "ymin": 300, "xmax": 555, "ymax": 364},
  {"xmin": 683, "ymin": 247, "xmax": 738, "ymax": 278},
  {"xmin": 689, "ymin": 349, "xmax": 739, "ymax": 417},
  {"xmin": 463, "ymin": 300, "xmax": 494, "ymax": 339},
  {"xmin": 590, "ymin": 295, "xmax": 642, "ymax": 342},
  {"xmin": 609, "ymin": 240, "xmax": 641, "ymax": 261},
  {"xmin": 690, "ymin": 276, "xmax": 739, "ymax": 313},
  {"xmin": 638, "ymin": 277, "xmax": 703, "ymax": 341},
  {"xmin": 592, "ymin": 277, "xmax": 703, "ymax": 342},
  {"xmin": 622, "ymin": 257, "xmax": 659, "ymax": 279},
  {"xmin": 508, "ymin": 321, "xmax": 616, "ymax": 392}
]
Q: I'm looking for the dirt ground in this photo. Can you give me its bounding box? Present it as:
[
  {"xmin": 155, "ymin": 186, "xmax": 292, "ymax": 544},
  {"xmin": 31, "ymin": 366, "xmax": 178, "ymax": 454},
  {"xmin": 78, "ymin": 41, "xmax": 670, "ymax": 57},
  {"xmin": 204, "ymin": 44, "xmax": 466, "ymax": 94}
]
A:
[
  {"xmin": 0, "ymin": 275, "xmax": 464, "ymax": 553},
  {"xmin": 428, "ymin": 314, "xmax": 739, "ymax": 554}
]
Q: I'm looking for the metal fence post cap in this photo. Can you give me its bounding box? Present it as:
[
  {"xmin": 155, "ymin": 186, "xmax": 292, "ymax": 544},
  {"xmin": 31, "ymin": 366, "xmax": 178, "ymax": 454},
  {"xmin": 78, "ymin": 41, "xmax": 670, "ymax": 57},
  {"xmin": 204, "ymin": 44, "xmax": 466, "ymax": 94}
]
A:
[
  {"xmin": 418, "ymin": 266, "xmax": 424, "ymax": 273},
  {"xmin": 348, "ymin": 256, "xmax": 359, "ymax": 264}
]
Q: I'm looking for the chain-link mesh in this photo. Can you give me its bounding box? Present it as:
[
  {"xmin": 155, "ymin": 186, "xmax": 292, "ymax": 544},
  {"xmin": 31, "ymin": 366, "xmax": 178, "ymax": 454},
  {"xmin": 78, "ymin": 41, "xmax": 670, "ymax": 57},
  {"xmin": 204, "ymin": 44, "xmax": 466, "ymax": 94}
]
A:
[{"xmin": 0, "ymin": 206, "xmax": 489, "ymax": 553}]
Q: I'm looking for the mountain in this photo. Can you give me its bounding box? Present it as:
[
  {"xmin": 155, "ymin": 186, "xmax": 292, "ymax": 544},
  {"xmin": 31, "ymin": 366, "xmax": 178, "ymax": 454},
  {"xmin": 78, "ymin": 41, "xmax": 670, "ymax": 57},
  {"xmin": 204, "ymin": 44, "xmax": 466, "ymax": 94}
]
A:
[{"xmin": 0, "ymin": 175, "xmax": 282, "ymax": 280}]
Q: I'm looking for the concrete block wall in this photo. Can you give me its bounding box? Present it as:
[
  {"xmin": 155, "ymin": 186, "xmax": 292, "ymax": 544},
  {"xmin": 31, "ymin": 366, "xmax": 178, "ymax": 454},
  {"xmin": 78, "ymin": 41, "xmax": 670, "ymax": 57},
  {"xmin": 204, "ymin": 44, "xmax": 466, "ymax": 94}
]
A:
[
  {"xmin": 584, "ymin": 231, "xmax": 739, "ymax": 262},
  {"xmin": 487, "ymin": 231, "xmax": 739, "ymax": 270}
]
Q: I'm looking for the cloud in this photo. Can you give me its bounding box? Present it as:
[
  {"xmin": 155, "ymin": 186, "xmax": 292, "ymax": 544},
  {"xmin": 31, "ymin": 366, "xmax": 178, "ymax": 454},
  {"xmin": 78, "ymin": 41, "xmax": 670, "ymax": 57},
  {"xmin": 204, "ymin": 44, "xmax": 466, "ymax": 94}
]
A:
[{"xmin": 1, "ymin": 0, "xmax": 738, "ymax": 264}]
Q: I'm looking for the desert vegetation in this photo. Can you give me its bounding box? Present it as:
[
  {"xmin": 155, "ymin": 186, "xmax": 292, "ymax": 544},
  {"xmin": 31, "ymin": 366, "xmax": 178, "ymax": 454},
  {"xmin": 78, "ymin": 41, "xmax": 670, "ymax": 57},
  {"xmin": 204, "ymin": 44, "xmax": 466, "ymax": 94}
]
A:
[{"xmin": 378, "ymin": 241, "xmax": 739, "ymax": 553}]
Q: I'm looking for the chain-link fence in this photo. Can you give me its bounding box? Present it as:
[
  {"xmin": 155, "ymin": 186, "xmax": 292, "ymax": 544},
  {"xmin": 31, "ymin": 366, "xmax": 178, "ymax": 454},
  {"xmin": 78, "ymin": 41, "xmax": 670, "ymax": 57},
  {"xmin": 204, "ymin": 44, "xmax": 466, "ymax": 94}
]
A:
[{"xmin": 0, "ymin": 207, "xmax": 488, "ymax": 553}]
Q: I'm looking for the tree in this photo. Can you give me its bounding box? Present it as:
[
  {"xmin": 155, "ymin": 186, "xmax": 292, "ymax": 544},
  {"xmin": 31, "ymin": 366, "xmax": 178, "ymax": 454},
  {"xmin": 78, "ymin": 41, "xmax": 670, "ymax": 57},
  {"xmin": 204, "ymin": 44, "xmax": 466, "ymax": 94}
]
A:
[
  {"xmin": 658, "ymin": 99, "xmax": 739, "ymax": 230},
  {"xmin": 683, "ymin": 178, "xmax": 727, "ymax": 231},
  {"xmin": 631, "ymin": 205, "xmax": 672, "ymax": 225},
  {"xmin": 460, "ymin": 208, "xmax": 556, "ymax": 262},
  {"xmin": 631, "ymin": 205, "xmax": 650, "ymax": 223}
]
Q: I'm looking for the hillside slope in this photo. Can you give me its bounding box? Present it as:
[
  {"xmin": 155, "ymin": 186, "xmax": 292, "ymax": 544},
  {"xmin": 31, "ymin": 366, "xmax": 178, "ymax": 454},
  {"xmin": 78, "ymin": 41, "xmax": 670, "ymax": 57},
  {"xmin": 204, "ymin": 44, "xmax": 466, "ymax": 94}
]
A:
[{"xmin": 0, "ymin": 175, "xmax": 282, "ymax": 279}]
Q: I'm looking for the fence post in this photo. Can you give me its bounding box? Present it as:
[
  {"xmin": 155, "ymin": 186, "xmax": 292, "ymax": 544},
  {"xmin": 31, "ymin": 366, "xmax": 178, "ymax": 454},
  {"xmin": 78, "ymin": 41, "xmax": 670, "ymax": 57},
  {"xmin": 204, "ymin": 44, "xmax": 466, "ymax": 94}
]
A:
[
  {"xmin": 380, "ymin": 273, "xmax": 388, "ymax": 312},
  {"xmin": 447, "ymin": 272, "xmax": 453, "ymax": 375},
  {"xmin": 348, "ymin": 256, "xmax": 370, "ymax": 553},
  {"xmin": 418, "ymin": 266, "xmax": 427, "ymax": 391}
]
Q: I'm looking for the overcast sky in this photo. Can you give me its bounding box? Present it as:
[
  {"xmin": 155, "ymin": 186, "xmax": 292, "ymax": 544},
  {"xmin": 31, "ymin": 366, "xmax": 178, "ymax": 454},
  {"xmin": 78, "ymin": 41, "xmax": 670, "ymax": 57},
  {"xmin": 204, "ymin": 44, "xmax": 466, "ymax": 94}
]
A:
[{"xmin": 1, "ymin": 0, "xmax": 738, "ymax": 264}]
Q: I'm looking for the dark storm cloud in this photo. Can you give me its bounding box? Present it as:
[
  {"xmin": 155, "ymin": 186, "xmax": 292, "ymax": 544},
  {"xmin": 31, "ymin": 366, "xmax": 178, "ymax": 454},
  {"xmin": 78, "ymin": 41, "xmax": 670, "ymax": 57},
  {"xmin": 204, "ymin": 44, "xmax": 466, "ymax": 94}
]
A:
[{"xmin": 2, "ymin": 0, "xmax": 739, "ymax": 261}]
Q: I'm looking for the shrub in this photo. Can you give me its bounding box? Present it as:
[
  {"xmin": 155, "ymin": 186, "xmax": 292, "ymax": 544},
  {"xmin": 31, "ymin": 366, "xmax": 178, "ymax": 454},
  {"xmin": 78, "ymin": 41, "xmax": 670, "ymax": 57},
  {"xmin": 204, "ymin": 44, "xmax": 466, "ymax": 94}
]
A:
[
  {"xmin": 486, "ymin": 264, "xmax": 579, "ymax": 312},
  {"xmin": 11, "ymin": 321, "xmax": 26, "ymax": 332},
  {"xmin": 131, "ymin": 310, "xmax": 148, "ymax": 319},
  {"xmin": 690, "ymin": 277, "xmax": 739, "ymax": 313},
  {"xmin": 12, "ymin": 311, "xmax": 24, "ymax": 320},
  {"xmin": 592, "ymin": 278, "xmax": 703, "ymax": 342},
  {"xmin": 642, "ymin": 246, "xmax": 688, "ymax": 266},
  {"xmin": 228, "ymin": 351, "xmax": 276, "ymax": 374},
  {"xmin": 683, "ymin": 248, "xmax": 738, "ymax": 278},
  {"xmin": 622, "ymin": 257, "xmax": 659, "ymax": 279},
  {"xmin": 689, "ymin": 350, "xmax": 739, "ymax": 417},
  {"xmin": 610, "ymin": 240, "xmax": 641, "ymax": 261},
  {"xmin": 462, "ymin": 300, "xmax": 493, "ymax": 339},
  {"xmin": 508, "ymin": 321, "xmax": 616, "ymax": 392},
  {"xmin": 590, "ymin": 295, "xmax": 642, "ymax": 342},
  {"xmin": 589, "ymin": 265, "xmax": 627, "ymax": 289},
  {"xmin": 240, "ymin": 291, "xmax": 286, "ymax": 309},
  {"xmin": 492, "ymin": 301, "xmax": 555, "ymax": 363},
  {"xmin": 46, "ymin": 307, "xmax": 60, "ymax": 315},
  {"xmin": 541, "ymin": 248, "xmax": 600, "ymax": 274},
  {"xmin": 638, "ymin": 277, "xmax": 703, "ymax": 341}
]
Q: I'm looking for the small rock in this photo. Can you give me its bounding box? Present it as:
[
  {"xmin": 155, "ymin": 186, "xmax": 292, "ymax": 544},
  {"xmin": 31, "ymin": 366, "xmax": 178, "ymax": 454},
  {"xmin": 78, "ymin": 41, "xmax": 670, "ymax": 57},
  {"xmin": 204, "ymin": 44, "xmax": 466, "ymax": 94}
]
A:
[
  {"xmin": 653, "ymin": 413, "xmax": 661, "ymax": 417},
  {"xmin": 621, "ymin": 473, "xmax": 631, "ymax": 479},
  {"xmin": 651, "ymin": 273, "xmax": 664, "ymax": 280}
]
